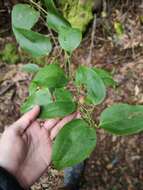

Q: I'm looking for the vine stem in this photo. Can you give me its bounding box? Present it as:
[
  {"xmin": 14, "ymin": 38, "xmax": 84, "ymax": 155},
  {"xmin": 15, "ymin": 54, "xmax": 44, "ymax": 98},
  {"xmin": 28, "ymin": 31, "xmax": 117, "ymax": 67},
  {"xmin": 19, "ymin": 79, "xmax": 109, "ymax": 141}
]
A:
[
  {"xmin": 87, "ymin": 13, "xmax": 96, "ymax": 67},
  {"xmin": 29, "ymin": 0, "xmax": 63, "ymax": 61},
  {"xmin": 29, "ymin": 0, "xmax": 48, "ymax": 14},
  {"xmin": 79, "ymin": 103, "xmax": 98, "ymax": 128},
  {"xmin": 64, "ymin": 51, "xmax": 72, "ymax": 78}
]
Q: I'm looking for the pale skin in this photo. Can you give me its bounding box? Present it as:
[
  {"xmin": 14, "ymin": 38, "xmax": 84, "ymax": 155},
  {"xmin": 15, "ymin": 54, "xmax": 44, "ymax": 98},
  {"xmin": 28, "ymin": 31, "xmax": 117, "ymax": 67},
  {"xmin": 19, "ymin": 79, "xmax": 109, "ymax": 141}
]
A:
[{"xmin": 0, "ymin": 106, "xmax": 78, "ymax": 189}]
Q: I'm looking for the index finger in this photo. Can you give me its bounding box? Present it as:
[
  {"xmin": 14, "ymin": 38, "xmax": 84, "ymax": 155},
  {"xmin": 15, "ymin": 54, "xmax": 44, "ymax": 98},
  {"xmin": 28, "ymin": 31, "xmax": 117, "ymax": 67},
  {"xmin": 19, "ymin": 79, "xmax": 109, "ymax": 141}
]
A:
[{"xmin": 50, "ymin": 112, "xmax": 78, "ymax": 140}]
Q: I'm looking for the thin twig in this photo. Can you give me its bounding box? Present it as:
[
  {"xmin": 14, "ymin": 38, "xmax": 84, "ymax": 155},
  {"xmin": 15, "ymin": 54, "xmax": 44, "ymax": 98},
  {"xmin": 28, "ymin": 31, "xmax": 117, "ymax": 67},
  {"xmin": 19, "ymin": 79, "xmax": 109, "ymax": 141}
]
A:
[
  {"xmin": 0, "ymin": 82, "xmax": 15, "ymax": 96},
  {"xmin": 103, "ymin": 0, "xmax": 107, "ymax": 14},
  {"xmin": 29, "ymin": 0, "xmax": 48, "ymax": 14},
  {"xmin": 87, "ymin": 14, "xmax": 96, "ymax": 66},
  {"xmin": 39, "ymin": 16, "xmax": 63, "ymax": 60}
]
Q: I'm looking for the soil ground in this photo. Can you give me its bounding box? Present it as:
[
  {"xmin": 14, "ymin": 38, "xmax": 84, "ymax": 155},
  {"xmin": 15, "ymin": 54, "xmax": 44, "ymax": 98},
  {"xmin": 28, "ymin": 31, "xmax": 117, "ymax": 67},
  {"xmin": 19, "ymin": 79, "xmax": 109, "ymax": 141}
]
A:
[{"xmin": 0, "ymin": 0, "xmax": 143, "ymax": 189}]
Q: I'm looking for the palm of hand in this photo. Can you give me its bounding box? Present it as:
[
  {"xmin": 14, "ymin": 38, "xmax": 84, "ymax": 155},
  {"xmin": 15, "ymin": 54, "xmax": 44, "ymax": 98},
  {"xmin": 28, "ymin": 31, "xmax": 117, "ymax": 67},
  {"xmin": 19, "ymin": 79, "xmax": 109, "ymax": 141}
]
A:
[
  {"xmin": 18, "ymin": 121, "xmax": 52, "ymax": 188},
  {"xmin": 0, "ymin": 106, "xmax": 77, "ymax": 189}
]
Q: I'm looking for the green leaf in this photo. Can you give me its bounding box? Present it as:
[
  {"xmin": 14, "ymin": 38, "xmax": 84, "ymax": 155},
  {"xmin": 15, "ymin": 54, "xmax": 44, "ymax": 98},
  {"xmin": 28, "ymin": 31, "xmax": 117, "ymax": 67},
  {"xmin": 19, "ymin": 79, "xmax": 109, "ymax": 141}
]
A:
[
  {"xmin": 76, "ymin": 66, "xmax": 106, "ymax": 105},
  {"xmin": 58, "ymin": 27, "xmax": 82, "ymax": 53},
  {"xmin": 114, "ymin": 21, "xmax": 124, "ymax": 37},
  {"xmin": 21, "ymin": 88, "xmax": 52, "ymax": 113},
  {"xmin": 22, "ymin": 63, "xmax": 40, "ymax": 73},
  {"xmin": 52, "ymin": 119, "xmax": 96, "ymax": 170},
  {"xmin": 29, "ymin": 82, "xmax": 38, "ymax": 96},
  {"xmin": 39, "ymin": 88, "xmax": 76, "ymax": 118},
  {"xmin": 12, "ymin": 4, "xmax": 40, "ymax": 29},
  {"xmin": 39, "ymin": 101, "xmax": 76, "ymax": 119},
  {"xmin": 45, "ymin": 0, "xmax": 82, "ymax": 53},
  {"xmin": 43, "ymin": 0, "xmax": 60, "ymax": 13},
  {"xmin": 45, "ymin": 0, "xmax": 70, "ymax": 32},
  {"xmin": 13, "ymin": 28, "xmax": 52, "ymax": 57},
  {"xmin": 47, "ymin": 13, "xmax": 70, "ymax": 32},
  {"xmin": 33, "ymin": 64, "xmax": 68, "ymax": 89},
  {"xmin": 54, "ymin": 88, "xmax": 73, "ymax": 101},
  {"xmin": 100, "ymin": 103, "xmax": 143, "ymax": 135},
  {"xmin": 93, "ymin": 68, "xmax": 116, "ymax": 87}
]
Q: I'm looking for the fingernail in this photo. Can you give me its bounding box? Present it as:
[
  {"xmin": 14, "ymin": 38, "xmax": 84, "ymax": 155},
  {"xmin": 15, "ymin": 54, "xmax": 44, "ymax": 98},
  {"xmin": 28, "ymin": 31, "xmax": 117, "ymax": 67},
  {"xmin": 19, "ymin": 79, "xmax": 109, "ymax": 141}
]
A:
[
  {"xmin": 34, "ymin": 105, "xmax": 40, "ymax": 110},
  {"xmin": 76, "ymin": 112, "xmax": 81, "ymax": 118}
]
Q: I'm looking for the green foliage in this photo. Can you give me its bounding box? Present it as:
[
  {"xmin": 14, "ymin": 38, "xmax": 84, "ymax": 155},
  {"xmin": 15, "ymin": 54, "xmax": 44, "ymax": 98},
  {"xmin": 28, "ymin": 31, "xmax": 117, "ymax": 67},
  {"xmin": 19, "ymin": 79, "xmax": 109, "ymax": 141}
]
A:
[
  {"xmin": 39, "ymin": 101, "xmax": 76, "ymax": 119},
  {"xmin": 52, "ymin": 119, "xmax": 96, "ymax": 169},
  {"xmin": 100, "ymin": 104, "xmax": 143, "ymax": 135},
  {"xmin": 45, "ymin": 0, "xmax": 70, "ymax": 32},
  {"xmin": 21, "ymin": 64, "xmax": 40, "ymax": 73},
  {"xmin": 45, "ymin": 0, "xmax": 82, "ymax": 53},
  {"xmin": 21, "ymin": 64, "xmax": 76, "ymax": 118},
  {"xmin": 11, "ymin": 1, "xmax": 143, "ymax": 171},
  {"xmin": 59, "ymin": 0, "xmax": 94, "ymax": 32},
  {"xmin": 58, "ymin": 27, "xmax": 82, "ymax": 53},
  {"xmin": 13, "ymin": 28, "xmax": 52, "ymax": 57},
  {"xmin": 21, "ymin": 88, "xmax": 52, "ymax": 113},
  {"xmin": 12, "ymin": 4, "xmax": 52, "ymax": 57},
  {"xmin": 21, "ymin": 87, "xmax": 76, "ymax": 119},
  {"xmin": 12, "ymin": 2, "xmax": 82, "ymax": 56},
  {"xmin": 29, "ymin": 82, "xmax": 38, "ymax": 96},
  {"xmin": 12, "ymin": 4, "xmax": 40, "ymax": 29},
  {"xmin": 93, "ymin": 68, "xmax": 116, "ymax": 87},
  {"xmin": 114, "ymin": 21, "xmax": 124, "ymax": 37},
  {"xmin": 32, "ymin": 64, "xmax": 68, "ymax": 89},
  {"xmin": 76, "ymin": 66, "xmax": 106, "ymax": 105},
  {"xmin": 0, "ymin": 43, "xmax": 19, "ymax": 64},
  {"xmin": 54, "ymin": 88, "xmax": 73, "ymax": 101}
]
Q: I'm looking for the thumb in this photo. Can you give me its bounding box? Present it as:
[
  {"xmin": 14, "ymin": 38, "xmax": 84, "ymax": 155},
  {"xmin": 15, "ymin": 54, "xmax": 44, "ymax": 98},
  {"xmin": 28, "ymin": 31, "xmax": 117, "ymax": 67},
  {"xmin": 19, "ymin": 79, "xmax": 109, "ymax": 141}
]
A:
[{"xmin": 12, "ymin": 105, "xmax": 40, "ymax": 134}]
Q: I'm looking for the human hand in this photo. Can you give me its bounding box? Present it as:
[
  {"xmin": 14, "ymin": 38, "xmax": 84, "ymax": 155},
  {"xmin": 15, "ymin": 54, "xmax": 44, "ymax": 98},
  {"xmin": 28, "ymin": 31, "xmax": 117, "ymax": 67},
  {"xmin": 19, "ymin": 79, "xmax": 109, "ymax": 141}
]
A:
[{"xmin": 0, "ymin": 106, "xmax": 78, "ymax": 189}]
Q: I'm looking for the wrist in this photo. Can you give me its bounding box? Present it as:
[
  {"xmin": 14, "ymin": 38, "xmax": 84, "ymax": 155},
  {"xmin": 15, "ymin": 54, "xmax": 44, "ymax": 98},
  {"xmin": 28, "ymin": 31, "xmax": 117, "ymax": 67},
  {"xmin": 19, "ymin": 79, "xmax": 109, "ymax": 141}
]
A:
[
  {"xmin": 15, "ymin": 167, "xmax": 31, "ymax": 190},
  {"xmin": 0, "ymin": 167, "xmax": 26, "ymax": 190},
  {"xmin": 0, "ymin": 163, "xmax": 27, "ymax": 189}
]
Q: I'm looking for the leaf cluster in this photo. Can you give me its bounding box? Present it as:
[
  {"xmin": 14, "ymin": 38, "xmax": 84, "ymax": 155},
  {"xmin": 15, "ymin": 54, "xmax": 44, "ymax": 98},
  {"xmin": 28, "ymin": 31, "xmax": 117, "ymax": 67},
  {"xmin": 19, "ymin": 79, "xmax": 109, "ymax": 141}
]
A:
[{"xmin": 11, "ymin": 1, "xmax": 143, "ymax": 170}]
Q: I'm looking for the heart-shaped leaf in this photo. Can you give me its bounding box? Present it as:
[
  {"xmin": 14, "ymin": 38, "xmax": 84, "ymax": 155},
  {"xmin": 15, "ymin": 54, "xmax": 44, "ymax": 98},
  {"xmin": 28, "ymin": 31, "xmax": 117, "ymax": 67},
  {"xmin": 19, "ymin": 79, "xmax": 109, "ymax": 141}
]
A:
[
  {"xmin": 12, "ymin": 4, "xmax": 40, "ymax": 29},
  {"xmin": 76, "ymin": 66, "xmax": 106, "ymax": 105},
  {"xmin": 13, "ymin": 28, "xmax": 52, "ymax": 57},
  {"xmin": 52, "ymin": 119, "xmax": 96, "ymax": 170},
  {"xmin": 21, "ymin": 88, "xmax": 52, "ymax": 113},
  {"xmin": 58, "ymin": 27, "xmax": 82, "ymax": 53},
  {"xmin": 33, "ymin": 64, "xmax": 68, "ymax": 89},
  {"xmin": 100, "ymin": 103, "xmax": 143, "ymax": 135}
]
